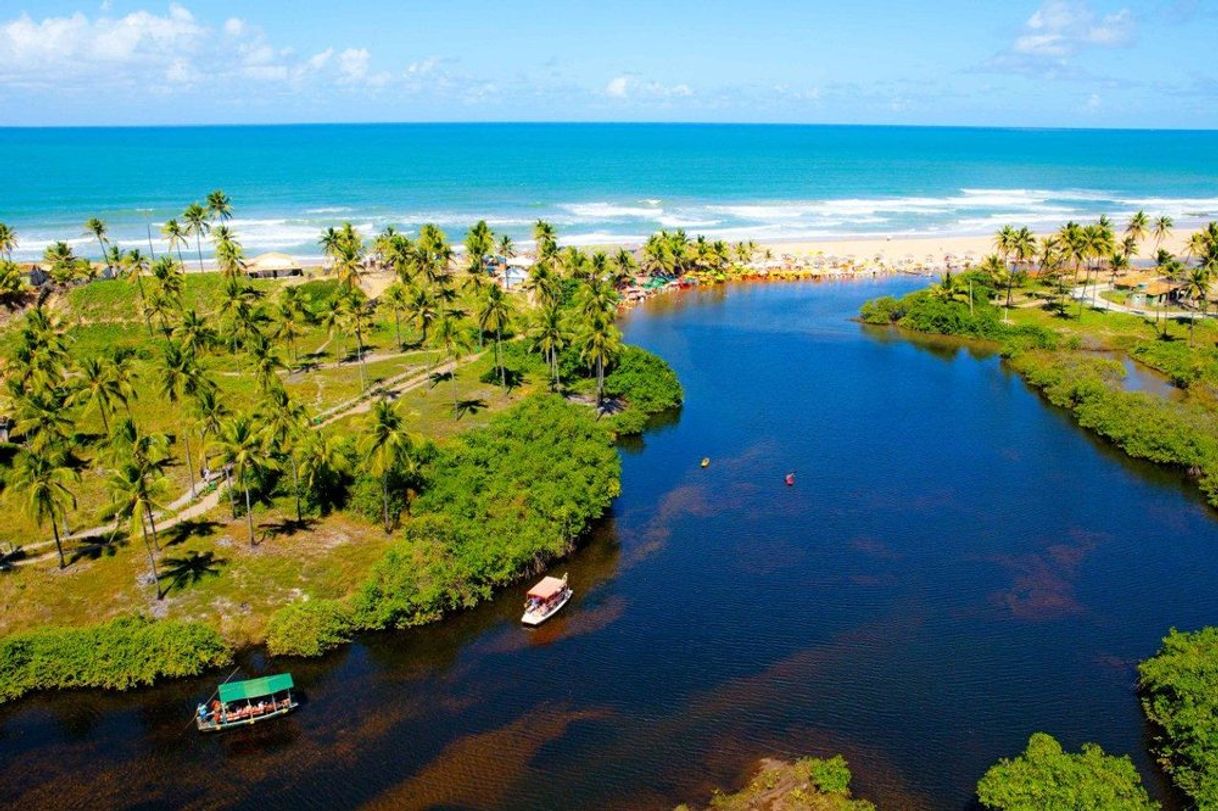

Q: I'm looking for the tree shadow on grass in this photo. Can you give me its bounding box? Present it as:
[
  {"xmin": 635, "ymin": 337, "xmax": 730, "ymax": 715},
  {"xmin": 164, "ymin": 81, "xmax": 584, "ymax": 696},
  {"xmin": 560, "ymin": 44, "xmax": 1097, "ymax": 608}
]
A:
[
  {"xmin": 429, "ymin": 370, "xmax": 454, "ymax": 388},
  {"xmin": 259, "ymin": 517, "xmax": 318, "ymax": 542},
  {"xmin": 158, "ymin": 550, "xmax": 226, "ymax": 595},
  {"xmin": 454, "ymin": 398, "xmax": 488, "ymax": 420},
  {"xmin": 68, "ymin": 532, "xmax": 126, "ymax": 563},
  {"xmin": 163, "ymin": 519, "xmax": 223, "ymax": 549},
  {"xmin": 0, "ymin": 543, "xmax": 27, "ymax": 571}
]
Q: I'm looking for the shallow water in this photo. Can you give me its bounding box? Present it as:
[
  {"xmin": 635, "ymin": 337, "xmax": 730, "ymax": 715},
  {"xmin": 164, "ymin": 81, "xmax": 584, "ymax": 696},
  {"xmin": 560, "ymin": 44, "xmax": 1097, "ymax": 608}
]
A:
[{"xmin": 3, "ymin": 277, "xmax": 1217, "ymax": 809}]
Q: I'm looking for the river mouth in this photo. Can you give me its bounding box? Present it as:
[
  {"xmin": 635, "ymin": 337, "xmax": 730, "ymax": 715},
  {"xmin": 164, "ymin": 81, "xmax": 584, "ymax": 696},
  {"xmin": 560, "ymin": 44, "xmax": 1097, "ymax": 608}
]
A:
[{"xmin": 2, "ymin": 276, "xmax": 1215, "ymax": 809}]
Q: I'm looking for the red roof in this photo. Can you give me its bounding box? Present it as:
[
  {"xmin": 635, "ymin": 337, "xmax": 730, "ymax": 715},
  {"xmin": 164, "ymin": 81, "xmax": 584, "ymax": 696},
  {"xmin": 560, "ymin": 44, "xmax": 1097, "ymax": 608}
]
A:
[{"xmin": 527, "ymin": 576, "xmax": 566, "ymax": 600}]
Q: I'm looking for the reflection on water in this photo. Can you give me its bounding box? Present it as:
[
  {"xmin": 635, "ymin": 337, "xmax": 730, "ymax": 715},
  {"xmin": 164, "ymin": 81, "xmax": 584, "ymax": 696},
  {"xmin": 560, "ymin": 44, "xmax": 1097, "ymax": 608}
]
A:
[{"xmin": 2, "ymin": 276, "xmax": 1214, "ymax": 809}]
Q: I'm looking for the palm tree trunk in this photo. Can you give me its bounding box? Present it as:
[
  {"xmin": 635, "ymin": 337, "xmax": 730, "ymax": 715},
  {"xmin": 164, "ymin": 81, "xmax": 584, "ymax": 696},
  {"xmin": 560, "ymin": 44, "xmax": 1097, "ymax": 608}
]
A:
[
  {"xmin": 292, "ymin": 458, "xmax": 302, "ymax": 523},
  {"xmin": 226, "ymin": 470, "xmax": 237, "ymax": 518},
  {"xmin": 140, "ymin": 521, "xmax": 162, "ymax": 598},
  {"xmin": 497, "ymin": 327, "xmax": 505, "ymax": 387},
  {"xmin": 99, "ymin": 403, "xmax": 110, "ymax": 434},
  {"xmin": 244, "ymin": 486, "xmax": 255, "ymax": 547},
  {"xmin": 184, "ymin": 433, "xmax": 197, "ymax": 499},
  {"xmin": 196, "ymin": 236, "xmax": 205, "ymax": 273},
  {"xmin": 356, "ymin": 330, "xmax": 367, "ymax": 391},
  {"xmin": 381, "ymin": 478, "xmax": 391, "ymax": 534},
  {"xmin": 51, "ymin": 522, "xmax": 65, "ymax": 569},
  {"xmin": 394, "ymin": 310, "xmax": 402, "ymax": 350}
]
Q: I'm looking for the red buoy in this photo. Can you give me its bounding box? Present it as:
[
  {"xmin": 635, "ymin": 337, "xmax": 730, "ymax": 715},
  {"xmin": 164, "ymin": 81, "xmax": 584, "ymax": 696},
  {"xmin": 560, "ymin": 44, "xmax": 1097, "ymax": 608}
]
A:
[{"xmin": 784, "ymin": 473, "xmax": 795, "ymax": 486}]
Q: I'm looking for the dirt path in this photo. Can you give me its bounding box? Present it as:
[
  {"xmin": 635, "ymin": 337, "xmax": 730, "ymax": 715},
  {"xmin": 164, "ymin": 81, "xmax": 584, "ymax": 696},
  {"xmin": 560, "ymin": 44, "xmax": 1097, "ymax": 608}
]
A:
[{"xmin": 12, "ymin": 351, "xmax": 480, "ymax": 567}]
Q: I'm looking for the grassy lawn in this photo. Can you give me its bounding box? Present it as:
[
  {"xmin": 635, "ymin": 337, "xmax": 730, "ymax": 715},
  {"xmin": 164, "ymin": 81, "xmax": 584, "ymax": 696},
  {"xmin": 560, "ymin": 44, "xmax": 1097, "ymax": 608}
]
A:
[{"xmin": 0, "ymin": 269, "xmax": 566, "ymax": 645}]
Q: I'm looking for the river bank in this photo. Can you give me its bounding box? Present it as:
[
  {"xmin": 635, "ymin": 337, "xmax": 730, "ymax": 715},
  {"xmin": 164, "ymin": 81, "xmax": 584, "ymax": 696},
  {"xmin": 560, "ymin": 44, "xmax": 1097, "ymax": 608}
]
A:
[{"xmin": 5, "ymin": 275, "xmax": 1218, "ymax": 808}]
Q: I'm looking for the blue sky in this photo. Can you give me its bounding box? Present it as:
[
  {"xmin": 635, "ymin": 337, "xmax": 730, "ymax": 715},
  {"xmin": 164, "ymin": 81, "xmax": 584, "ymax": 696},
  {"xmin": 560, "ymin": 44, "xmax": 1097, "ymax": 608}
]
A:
[{"xmin": 0, "ymin": 0, "xmax": 1214, "ymax": 127}]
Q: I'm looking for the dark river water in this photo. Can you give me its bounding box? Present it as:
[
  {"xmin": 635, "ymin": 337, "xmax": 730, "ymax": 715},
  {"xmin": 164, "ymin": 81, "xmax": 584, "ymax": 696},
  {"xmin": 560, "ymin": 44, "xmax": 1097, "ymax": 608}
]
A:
[{"xmin": 3, "ymin": 277, "xmax": 1217, "ymax": 809}]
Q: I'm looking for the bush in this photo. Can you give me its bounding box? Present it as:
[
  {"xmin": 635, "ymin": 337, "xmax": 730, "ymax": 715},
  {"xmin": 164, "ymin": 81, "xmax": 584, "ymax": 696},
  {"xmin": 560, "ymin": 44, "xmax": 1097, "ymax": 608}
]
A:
[
  {"xmin": 1011, "ymin": 351, "xmax": 1218, "ymax": 507},
  {"xmin": 0, "ymin": 616, "xmax": 231, "ymax": 703},
  {"xmin": 859, "ymin": 295, "xmax": 905, "ymax": 325},
  {"xmin": 1139, "ymin": 626, "xmax": 1218, "ymax": 807},
  {"xmin": 859, "ymin": 289, "xmax": 1055, "ymax": 350},
  {"xmin": 800, "ymin": 755, "xmax": 854, "ymax": 795},
  {"xmin": 976, "ymin": 733, "xmax": 1155, "ymax": 810},
  {"xmin": 604, "ymin": 345, "xmax": 684, "ymax": 419},
  {"xmin": 266, "ymin": 599, "xmax": 354, "ymax": 657},
  {"xmin": 354, "ymin": 394, "xmax": 620, "ymax": 630}
]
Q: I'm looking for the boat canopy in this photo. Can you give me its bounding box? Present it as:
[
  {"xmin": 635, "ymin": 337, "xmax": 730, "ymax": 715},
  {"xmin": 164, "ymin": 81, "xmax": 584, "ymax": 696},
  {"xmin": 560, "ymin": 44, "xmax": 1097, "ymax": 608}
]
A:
[
  {"xmin": 219, "ymin": 673, "xmax": 294, "ymax": 703},
  {"xmin": 527, "ymin": 576, "xmax": 566, "ymax": 600}
]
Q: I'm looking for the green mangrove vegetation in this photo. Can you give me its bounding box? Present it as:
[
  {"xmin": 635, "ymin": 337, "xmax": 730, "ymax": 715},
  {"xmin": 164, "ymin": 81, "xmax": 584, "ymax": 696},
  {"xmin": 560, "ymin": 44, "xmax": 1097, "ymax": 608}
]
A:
[
  {"xmin": 1139, "ymin": 627, "xmax": 1218, "ymax": 808},
  {"xmin": 976, "ymin": 733, "xmax": 1155, "ymax": 811},
  {"xmin": 0, "ymin": 615, "xmax": 231, "ymax": 702}
]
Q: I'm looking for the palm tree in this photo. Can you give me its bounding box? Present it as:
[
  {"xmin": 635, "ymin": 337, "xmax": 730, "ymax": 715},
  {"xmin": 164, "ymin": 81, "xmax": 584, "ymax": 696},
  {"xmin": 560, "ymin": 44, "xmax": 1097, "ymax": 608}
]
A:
[
  {"xmin": 380, "ymin": 281, "xmax": 410, "ymax": 350},
  {"xmin": 213, "ymin": 225, "xmax": 244, "ymax": 279},
  {"xmin": 297, "ymin": 428, "xmax": 350, "ymax": 515},
  {"xmin": 161, "ymin": 218, "xmax": 188, "ymax": 264},
  {"xmin": 477, "ymin": 283, "xmax": 514, "ymax": 387},
  {"xmin": 433, "ymin": 309, "xmax": 473, "ymax": 394},
  {"xmin": 1126, "ymin": 210, "xmax": 1149, "ymax": 247},
  {"xmin": 104, "ymin": 458, "xmax": 169, "ymax": 593},
  {"xmin": 13, "ymin": 447, "xmax": 78, "ymax": 569},
  {"xmin": 212, "ymin": 414, "xmax": 273, "ymax": 546},
  {"xmin": 272, "ymin": 288, "xmax": 308, "ymax": 366},
  {"xmin": 189, "ymin": 384, "xmax": 228, "ymax": 501},
  {"xmin": 406, "ymin": 284, "xmax": 439, "ymax": 346},
  {"xmin": 577, "ymin": 310, "xmax": 621, "ymax": 410},
  {"xmin": 246, "ymin": 334, "xmax": 286, "ymax": 394},
  {"xmin": 497, "ymin": 234, "xmax": 515, "ymax": 261},
  {"xmin": 358, "ymin": 398, "xmax": 414, "ymax": 533},
  {"xmin": 338, "ymin": 288, "xmax": 371, "ymax": 390},
  {"xmin": 107, "ymin": 349, "xmax": 140, "ymax": 417},
  {"xmin": 1183, "ymin": 265, "xmax": 1213, "ymax": 346},
  {"xmin": 174, "ymin": 308, "xmax": 215, "ymax": 355},
  {"xmin": 182, "ymin": 203, "xmax": 211, "ymax": 273},
  {"xmin": 1154, "ymin": 216, "xmax": 1174, "ymax": 251},
  {"xmin": 85, "ymin": 218, "xmax": 108, "ymax": 271},
  {"xmin": 68, "ymin": 355, "xmax": 121, "ymax": 433},
  {"xmin": 258, "ymin": 386, "xmax": 308, "ymax": 522},
  {"xmin": 206, "ymin": 190, "xmax": 233, "ymax": 223},
  {"xmin": 0, "ymin": 222, "xmax": 16, "ymax": 260},
  {"xmin": 159, "ymin": 340, "xmax": 204, "ymax": 498},
  {"xmin": 528, "ymin": 301, "xmax": 568, "ymax": 390},
  {"xmin": 533, "ymin": 220, "xmax": 558, "ymax": 260}
]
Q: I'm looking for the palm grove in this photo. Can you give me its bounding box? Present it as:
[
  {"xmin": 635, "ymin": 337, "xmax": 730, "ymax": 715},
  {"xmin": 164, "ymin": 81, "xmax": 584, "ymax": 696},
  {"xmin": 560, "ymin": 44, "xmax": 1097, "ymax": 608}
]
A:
[{"xmin": 0, "ymin": 194, "xmax": 662, "ymax": 600}]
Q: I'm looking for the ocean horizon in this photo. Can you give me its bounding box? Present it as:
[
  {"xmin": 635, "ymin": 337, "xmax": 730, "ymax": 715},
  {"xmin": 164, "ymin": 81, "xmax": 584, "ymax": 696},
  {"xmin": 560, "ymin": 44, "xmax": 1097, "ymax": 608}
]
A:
[{"xmin": 2, "ymin": 122, "xmax": 1216, "ymax": 261}]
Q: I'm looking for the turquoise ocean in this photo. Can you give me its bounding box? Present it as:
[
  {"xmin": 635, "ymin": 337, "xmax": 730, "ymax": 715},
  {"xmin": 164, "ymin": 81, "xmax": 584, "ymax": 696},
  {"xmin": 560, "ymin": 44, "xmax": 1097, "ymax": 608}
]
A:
[{"xmin": 1, "ymin": 123, "xmax": 1216, "ymax": 261}]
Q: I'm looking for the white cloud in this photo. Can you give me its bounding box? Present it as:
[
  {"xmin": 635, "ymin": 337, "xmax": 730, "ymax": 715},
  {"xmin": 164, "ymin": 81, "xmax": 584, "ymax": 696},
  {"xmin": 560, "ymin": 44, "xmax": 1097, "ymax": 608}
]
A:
[
  {"xmin": 1085, "ymin": 92, "xmax": 1102, "ymax": 110},
  {"xmin": 604, "ymin": 75, "xmax": 692, "ymax": 100},
  {"xmin": 0, "ymin": 5, "xmax": 390, "ymax": 92},
  {"xmin": 1011, "ymin": 1, "xmax": 1134, "ymax": 57},
  {"xmin": 605, "ymin": 75, "xmax": 629, "ymax": 98}
]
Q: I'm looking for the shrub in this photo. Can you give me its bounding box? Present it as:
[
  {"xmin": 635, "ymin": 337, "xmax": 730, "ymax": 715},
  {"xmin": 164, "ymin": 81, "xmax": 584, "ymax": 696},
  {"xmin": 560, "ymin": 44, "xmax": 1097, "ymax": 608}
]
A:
[
  {"xmin": 1139, "ymin": 626, "xmax": 1218, "ymax": 807},
  {"xmin": 859, "ymin": 295, "xmax": 905, "ymax": 325},
  {"xmin": 354, "ymin": 394, "xmax": 620, "ymax": 630},
  {"xmin": 976, "ymin": 733, "xmax": 1155, "ymax": 810},
  {"xmin": 800, "ymin": 755, "xmax": 854, "ymax": 795},
  {"xmin": 266, "ymin": 599, "xmax": 354, "ymax": 657},
  {"xmin": 0, "ymin": 616, "xmax": 231, "ymax": 703},
  {"xmin": 604, "ymin": 345, "xmax": 684, "ymax": 417}
]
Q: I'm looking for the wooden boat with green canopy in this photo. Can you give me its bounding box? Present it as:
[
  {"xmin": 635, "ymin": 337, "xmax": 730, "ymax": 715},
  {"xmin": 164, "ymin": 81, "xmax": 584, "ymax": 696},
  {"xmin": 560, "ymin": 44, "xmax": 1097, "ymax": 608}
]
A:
[{"xmin": 195, "ymin": 673, "xmax": 298, "ymax": 732}]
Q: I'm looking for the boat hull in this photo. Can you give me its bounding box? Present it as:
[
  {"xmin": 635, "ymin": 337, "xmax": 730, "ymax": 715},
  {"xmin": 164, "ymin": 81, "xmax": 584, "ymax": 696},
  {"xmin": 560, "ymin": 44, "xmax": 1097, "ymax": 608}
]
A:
[
  {"xmin": 521, "ymin": 589, "xmax": 573, "ymax": 626},
  {"xmin": 197, "ymin": 702, "xmax": 298, "ymax": 732}
]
